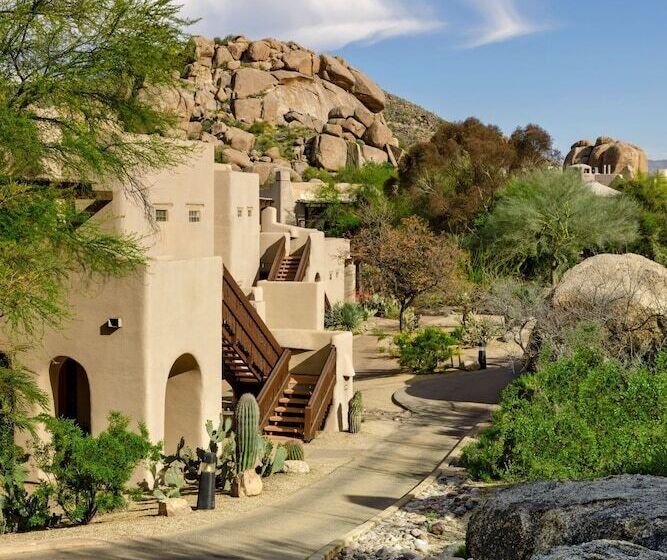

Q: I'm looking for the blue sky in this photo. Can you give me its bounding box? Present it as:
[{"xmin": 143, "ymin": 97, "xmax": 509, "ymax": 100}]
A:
[{"xmin": 182, "ymin": 0, "xmax": 667, "ymax": 159}]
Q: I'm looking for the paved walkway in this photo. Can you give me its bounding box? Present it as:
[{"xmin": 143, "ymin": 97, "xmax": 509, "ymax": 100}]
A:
[{"xmin": 13, "ymin": 321, "xmax": 519, "ymax": 560}]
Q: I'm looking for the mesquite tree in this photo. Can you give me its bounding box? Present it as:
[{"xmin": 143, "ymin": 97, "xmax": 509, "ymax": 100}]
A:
[{"xmin": 354, "ymin": 216, "xmax": 465, "ymax": 330}]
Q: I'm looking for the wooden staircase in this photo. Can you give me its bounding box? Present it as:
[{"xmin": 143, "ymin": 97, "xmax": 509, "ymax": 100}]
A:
[
  {"xmin": 222, "ymin": 265, "xmax": 336, "ymax": 441},
  {"xmin": 273, "ymin": 255, "xmax": 301, "ymax": 281},
  {"xmin": 267, "ymin": 237, "xmax": 311, "ymax": 282}
]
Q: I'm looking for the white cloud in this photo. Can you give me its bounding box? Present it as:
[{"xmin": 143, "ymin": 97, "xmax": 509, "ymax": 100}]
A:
[
  {"xmin": 179, "ymin": 0, "xmax": 443, "ymax": 50},
  {"xmin": 466, "ymin": 0, "xmax": 546, "ymax": 48}
]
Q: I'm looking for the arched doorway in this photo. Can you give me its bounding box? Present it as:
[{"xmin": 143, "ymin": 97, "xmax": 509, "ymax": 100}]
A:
[
  {"xmin": 164, "ymin": 354, "xmax": 202, "ymax": 453},
  {"xmin": 50, "ymin": 357, "xmax": 91, "ymax": 434}
]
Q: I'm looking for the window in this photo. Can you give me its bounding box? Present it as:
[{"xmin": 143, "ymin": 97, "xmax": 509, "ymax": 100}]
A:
[
  {"xmin": 188, "ymin": 209, "xmax": 201, "ymax": 223},
  {"xmin": 155, "ymin": 209, "xmax": 168, "ymax": 222},
  {"xmin": 247, "ymin": 207, "xmax": 253, "ymax": 217},
  {"xmin": 237, "ymin": 207, "xmax": 243, "ymax": 218}
]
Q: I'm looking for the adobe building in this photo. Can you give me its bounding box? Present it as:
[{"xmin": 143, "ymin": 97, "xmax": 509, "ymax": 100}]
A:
[{"xmin": 4, "ymin": 143, "xmax": 357, "ymax": 457}]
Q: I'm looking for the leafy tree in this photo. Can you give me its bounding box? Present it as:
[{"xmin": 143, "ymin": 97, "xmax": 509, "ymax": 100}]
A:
[
  {"xmin": 0, "ymin": 0, "xmax": 190, "ymax": 516},
  {"xmin": 398, "ymin": 118, "xmax": 515, "ymax": 233},
  {"xmin": 462, "ymin": 343, "xmax": 667, "ymax": 481},
  {"xmin": 478, "ymin": 170, "xmax": 640, "ymax": 285},
  {"xmin": 353, "ymin": 216, "xmax": 465, "ymax": 330},
  {"xmin": 509, "ymin": 123, "xmax": 561, "ymax": 171},
  {"xmin": 0, "ymin": 0, "xmax": 192, "ymax": 187},
  {"xmin": 616, "ymin": 172, "xmax": 667, "ymax": 266}
]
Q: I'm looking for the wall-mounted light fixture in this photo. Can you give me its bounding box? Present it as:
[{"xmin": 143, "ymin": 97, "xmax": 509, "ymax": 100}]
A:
[{"xmin": 106, "ymin": 318, "xmax": 123, "ymax": 329}]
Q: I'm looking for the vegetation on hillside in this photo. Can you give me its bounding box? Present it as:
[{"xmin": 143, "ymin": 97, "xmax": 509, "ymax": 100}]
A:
[{"xmin": 383, "ymin": 92, "xmax": 444, "ymax": 149}]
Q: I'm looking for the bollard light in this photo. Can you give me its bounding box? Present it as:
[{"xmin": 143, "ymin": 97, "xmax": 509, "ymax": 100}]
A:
[
  {"xmin": 196, "ymin": 451, "xmax": 217, "ymax": 510},
  {"xmin": 478, "ymin": 346, "xmax": 487, "ymax": 370}
]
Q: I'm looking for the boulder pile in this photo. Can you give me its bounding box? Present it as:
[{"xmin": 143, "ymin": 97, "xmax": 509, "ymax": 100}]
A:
[
  {"xmin": 144, "ymin": 35, "xmax": 402, "ymax": 182},
  {"xmin": 564, "ymin": 136, "xmax": 648, "ymax": 177}
]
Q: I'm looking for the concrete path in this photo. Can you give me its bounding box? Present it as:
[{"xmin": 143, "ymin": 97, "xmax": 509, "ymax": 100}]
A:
[{"xmin": 12, "ymin": 319, "xmax": 520, "ymax": 560}]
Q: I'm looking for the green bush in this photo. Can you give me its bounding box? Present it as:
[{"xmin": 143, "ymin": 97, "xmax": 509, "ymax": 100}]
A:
[
  {"xmin": 461, "ymin": 346, "xmax": 667, "ymax": 481},
  {"xmin": 37, "ymin": 412, "xmax": 153, "ymax": 525},
  {"xmin": 325, "ymin": 302, "xmax": 370, "ymax": 333},
  {"xmin": 394, "ymin": 327, "xmax": 457, "ymax": 373}
]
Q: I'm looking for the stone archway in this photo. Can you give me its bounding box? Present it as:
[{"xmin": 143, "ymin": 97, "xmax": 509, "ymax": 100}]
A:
[
  {"xmin": 164, "ymin": 354, "xmax": 202, "ymax": 453},
  {"xmin": 50, "ymin": 357, "xmax": 91, "ymax": 434}
]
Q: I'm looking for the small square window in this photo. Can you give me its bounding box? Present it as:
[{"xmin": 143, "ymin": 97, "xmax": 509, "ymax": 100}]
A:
[
  {"xmin": 189, "ymin": 209, "xmax": 201, "ymax": 223},
  {"xmin": 155, "ymin": 209, "xmax": 168, "ymax": 222},
  {"xmin": 247, "ymin": 207, "xmax": 253, "ymax": 217},
  {"xmin": 237, "ymin": 207, "xmax": 243, "ymax": 218}
]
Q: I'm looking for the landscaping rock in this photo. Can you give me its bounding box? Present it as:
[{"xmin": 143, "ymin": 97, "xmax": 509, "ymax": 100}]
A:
[
  {"xmin": 231, "ymin": 470, "xmax": 263, "ymax": 497},
  {"xmin": 220, "ymin": 147, "xmax": 252, "ymax": 168},
  {"xmin": 551, "ymin": 253, "xmax": 667, "ymax": 352},
  {"xmin": 213, "ymin": 45, "xmax": 234, "ymax": 68},
  {"xmin": 533, "ymin": 540, "xmax": 667, "ymax": 560},
  {"xmin": 157, "ymin": 497, "xmax": 191, "ymax": 517},
  {"xmin": 363, "ymin": 121, "xmax": 394, "ymax": 148},
  {"xmin": 231, "ymin": 97, "xmax": 262, "ymax": 123},
  {"xmin": 283, "ymin": 49, "xmax": 314, "ymax": 75},
  {"xmin": 361, "ymin": 144, "xmax": 389, "ymax": 164},
  {"xmin": 467, "ymin": 475, "xmax": 667, "ymax": 560},
  {"xmin": 283, "ymin": 460, "xmax": 310, "ymax": 474},
  {"xmin": 247, "ymin": 40, "xmax": 271, "ymax": 61}
]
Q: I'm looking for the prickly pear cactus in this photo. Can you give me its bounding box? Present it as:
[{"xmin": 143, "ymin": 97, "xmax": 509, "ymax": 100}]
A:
[
  {"xmin": 283, "ymin": 441, "xmax": 305, "ymax": 461},
  {"xmin": 235, "ymin": 393, "xmax": 260, "ymax": 473},
  {"xmin": 349, "ymin": 391, "xmax": 363, "ymax": 434}
]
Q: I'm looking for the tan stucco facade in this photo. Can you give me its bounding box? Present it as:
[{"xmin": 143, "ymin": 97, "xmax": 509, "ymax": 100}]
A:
[{"xmin": 5, "ymin": 142, "xmax": 356, "ymax": 463}]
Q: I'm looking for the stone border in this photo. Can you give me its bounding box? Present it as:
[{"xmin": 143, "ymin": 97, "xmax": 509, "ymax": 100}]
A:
[{"xmin": 305, "ymin": 423, "xmax": 488, "ymax": 560}]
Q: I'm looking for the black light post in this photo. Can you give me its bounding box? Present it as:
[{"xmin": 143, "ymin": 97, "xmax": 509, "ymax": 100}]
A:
[{"xmin": 196, "ymin": 452, "xmax": 216, "ymax": 510}]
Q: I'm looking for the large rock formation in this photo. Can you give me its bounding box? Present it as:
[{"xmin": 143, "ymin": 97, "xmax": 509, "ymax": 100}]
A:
[
  {"xmin": 564, "ymin": 136, "xmax": 648, "ymax": 177},
  {"xmin": 552, "ymin": 253, "xmax": 667, "ymax": 351},
  {"xmin": 149, "ymin": 35, "xmax": 401, "ymax": 181},
  {"xmin": 467, "ymin": 475, "xmax": 667, "ymax": 560}
]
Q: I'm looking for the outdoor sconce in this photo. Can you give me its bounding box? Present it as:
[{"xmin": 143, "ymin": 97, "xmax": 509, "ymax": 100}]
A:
[
  {"xmin": 196, "ymin": 452, "xmax": 216, "ymax": 510},
  {"xmin": 106, "ymin": 317, "xmax": 122, "ymax": 329}
]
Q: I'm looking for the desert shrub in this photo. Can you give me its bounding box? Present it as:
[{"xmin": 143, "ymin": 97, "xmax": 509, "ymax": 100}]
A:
[
  {"xmin": 461, "ymin": 343, "xmax": 667, "ymax": 481},
  {"xmin": 617, "ymin": 172, "xmax": 667, "ymax": 266},
  {"xmin": 394, "ymin": 327, "xmax": 457, "ymax": 373},
  {"xmin": 477, "ymin": 170, "xmax": 640, "ymax": 285},
  {"xmin": 325, "ymin": 302, "xmax": 370, "ymax": 333},
  {"xmin": 0, "ymin": 481, "xmax": 59, "ymax": 533},
  {"xmin": 37, "ymin": 412, "xmax": 153, "ymax": 525}
]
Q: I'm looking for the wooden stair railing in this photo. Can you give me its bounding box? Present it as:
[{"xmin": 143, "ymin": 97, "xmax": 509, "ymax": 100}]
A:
[
  {"xmin": 256, "ymin": 349, "xmax": 292, "ymax": 428},
  {"xmin": 267, "ymin": 236, "xmax": 286, "ymax": 281},
  {"xmin": 294, "ymin": 237, "xmax": 311, "ymax": 282},
  {"xmin": 303, "ymin": 345, "xmax": 337, "ymax": 442},
  {"xmin": 222, "ymin": 266, "xmax": 283, "ymax": 386}
]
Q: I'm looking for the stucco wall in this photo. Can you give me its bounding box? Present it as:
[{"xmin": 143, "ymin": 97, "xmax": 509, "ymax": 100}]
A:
[
  {"xmin": 96, "ymin": 143, "xmax": 215, "ymax": 261},
  {"xmin": 214, "ymin": 165, "xmax": 260, "ymax": 292},
  {"xmin": 257, "ymin": 280, "xmax": 325, "ymax": 331}
]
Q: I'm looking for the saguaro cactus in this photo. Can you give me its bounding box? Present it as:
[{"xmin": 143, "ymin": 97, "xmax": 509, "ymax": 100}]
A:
[
  {"xmin": 349, "ymin": 391, "xmax": 363, "ymax": 433},
  {"xmin": 235, "ymin": 393, "xmax": 260, "ymax": 473}
]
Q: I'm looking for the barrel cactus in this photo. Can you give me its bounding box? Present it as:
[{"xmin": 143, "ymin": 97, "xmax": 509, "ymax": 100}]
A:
[
  {"xmin": 235, "ymin": 393, "xmax": 261, "ymax": 473},
  {"xmin": 349, "ymin": 391, "xmax": 363, "ymax": 433},
  {"xmin": 283, "ymin": 441, "xmax": 304, "ymax": 461}
]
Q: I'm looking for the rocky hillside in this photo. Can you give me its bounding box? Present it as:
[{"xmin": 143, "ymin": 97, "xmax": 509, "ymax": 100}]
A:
[
  {"xmin": 145, "ymin": 35, "xmax": 403, "ymax": 184},
  {"xmin": 564, "ymin": 136, "xmax": 648, "ymax": 177},
  {"xmin": 384, "ymin": 92, "xmax": 444, "ymax": 149}
]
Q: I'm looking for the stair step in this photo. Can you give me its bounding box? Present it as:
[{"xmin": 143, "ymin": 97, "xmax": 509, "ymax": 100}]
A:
[
  {"xmin": 284, "ymin": 387, "xmax": 313, "ymax": 396},
  {"xmin": 278, "ymin": 397, "xmax": 309, "ymax": 406},
  {"xmin": 273, "ymin": 406, "xmax": 305, "ymax": 414},
  {"xmin": 264, "ymin": 425, "xmax": 304, "ymax": 436},
  {"xmin": 291, "ymin": 374, "xmax": 319, "ymax": 384},
  {"xmin": 269, "ymin": 415, "xmax": 305, "ymax": 425}
]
